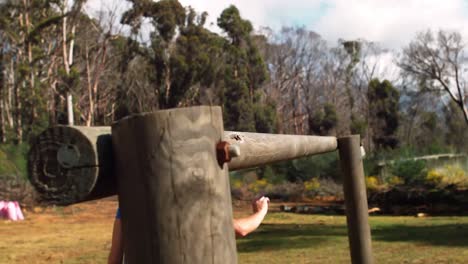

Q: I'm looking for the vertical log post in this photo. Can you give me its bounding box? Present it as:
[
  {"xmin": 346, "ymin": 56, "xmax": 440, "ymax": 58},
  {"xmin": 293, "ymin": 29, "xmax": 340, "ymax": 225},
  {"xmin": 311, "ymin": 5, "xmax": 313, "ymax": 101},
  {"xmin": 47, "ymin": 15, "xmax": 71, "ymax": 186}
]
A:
[
  {"xmin": 338, "ymin": 135, "xmax": 373, "ymax": 264},
  {"xmin": 111, "ymin": 106, "xmax": 237, "ymax": 264}
]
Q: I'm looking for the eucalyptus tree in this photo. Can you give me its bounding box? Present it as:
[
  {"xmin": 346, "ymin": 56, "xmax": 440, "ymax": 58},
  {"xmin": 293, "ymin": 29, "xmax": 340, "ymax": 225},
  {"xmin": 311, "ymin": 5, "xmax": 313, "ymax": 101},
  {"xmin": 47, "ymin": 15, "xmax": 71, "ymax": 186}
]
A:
[
  {"xmin": 367, "ymin": 78, "xmax": 400, "ymax": 150},
  {"xmin": 260, "ymin": 26, "xmax": 328, "ymax": 135},
  {"xmin": 217, "ymin": 5, "xmax": 275, "ymax": 133},
  {"xmin": 119, "ymin": 0, "xmax": 226, "ymax": 113},
  {"xmin": 0, "ymin": 0, "xmax": 62, "ymax": 142},
  {"xmin": 399, "ymin": 30, "xmax": 468, "ymax": 125},
  {"xmin": 444, "ymin": 101, "xmax": 468, "ymax": 152}
]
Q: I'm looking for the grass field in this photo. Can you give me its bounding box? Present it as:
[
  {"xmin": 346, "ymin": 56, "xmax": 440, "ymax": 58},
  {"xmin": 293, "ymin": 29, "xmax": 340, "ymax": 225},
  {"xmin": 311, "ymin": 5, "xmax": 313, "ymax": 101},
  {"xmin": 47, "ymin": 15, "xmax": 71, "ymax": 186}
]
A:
[{"xmin": 1, "ymin": 198, "xmax": 468, "ymax": 263}]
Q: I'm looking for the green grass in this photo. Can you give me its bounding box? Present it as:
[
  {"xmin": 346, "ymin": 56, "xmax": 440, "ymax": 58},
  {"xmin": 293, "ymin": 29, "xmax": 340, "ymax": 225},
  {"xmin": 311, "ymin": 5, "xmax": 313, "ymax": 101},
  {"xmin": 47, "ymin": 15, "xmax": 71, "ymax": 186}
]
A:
[
  {"xmin": 2, "ymin": 204, "xmax": 468, "ymax": 264},
  {"xmin": 238, "ymin": 213, "xmax": 468, "ymax": 263}
]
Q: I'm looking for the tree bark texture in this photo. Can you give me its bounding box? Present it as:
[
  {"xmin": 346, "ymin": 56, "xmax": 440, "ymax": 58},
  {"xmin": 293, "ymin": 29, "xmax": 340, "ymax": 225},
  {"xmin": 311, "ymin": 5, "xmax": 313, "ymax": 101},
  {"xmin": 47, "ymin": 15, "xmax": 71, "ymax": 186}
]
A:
[
  {"xmin": 28, "ymin": 125, "xmax": 113, "ymax": 204},
  {"xmin": 111, "ymin": 106, "xmax": 237, "ymax": 264}
]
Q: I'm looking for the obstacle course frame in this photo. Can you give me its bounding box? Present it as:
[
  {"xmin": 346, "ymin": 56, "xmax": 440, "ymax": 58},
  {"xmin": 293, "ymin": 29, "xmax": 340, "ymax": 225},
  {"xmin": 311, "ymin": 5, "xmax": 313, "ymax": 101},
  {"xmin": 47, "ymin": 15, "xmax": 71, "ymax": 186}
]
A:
[{"xmin": 29, "ymin": 106, "xmax": 373, "ymax": 264}]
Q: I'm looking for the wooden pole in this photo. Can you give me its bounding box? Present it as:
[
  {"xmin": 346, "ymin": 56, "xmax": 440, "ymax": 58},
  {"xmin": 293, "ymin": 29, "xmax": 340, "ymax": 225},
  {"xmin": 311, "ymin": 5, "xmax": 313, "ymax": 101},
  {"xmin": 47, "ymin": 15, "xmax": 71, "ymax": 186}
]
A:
[
  {"xmin": 338, "ymin": 135, "xmax": 373, "ymax": 264},
  {"xmin": 111, "ymin": 106, "xmax": 237, "ymax": 264},
  {"xmin": 225, "ymin": 131, "xmax": 337, "ymax": 170}
]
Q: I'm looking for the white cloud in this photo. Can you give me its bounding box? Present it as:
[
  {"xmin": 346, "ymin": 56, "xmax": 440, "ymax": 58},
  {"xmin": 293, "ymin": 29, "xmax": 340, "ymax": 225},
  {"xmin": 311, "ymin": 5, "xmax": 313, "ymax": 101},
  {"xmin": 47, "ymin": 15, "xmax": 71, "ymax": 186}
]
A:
[
  {"xmin": 84, "ymin": 0, "xmax": 132, "ymax": 19},
  {"xmin": 359, "ymin": 51, "xmax": 402, "ymax": 84},
  {"xmin": 179, "ymin": 0, "xmax": 468, "ymax": 49},
  {"xmin": 314, "ymin": 0, "xmax": 468, "ymax": 48},
  {"xmin": 85, "ymin": 0, "xmax": 468, "ymax": 49},
  {"xmin": 179, "ymin": 0, "xmax": 324, "ymax": 33}
]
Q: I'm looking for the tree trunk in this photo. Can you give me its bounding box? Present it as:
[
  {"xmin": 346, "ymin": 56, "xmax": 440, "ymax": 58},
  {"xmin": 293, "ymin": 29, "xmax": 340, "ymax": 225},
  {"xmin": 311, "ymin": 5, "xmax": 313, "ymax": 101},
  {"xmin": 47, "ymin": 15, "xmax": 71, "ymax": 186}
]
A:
[
  {"xmin": 6, "ymin": 59, "xmax": 14, "ymax": 129},
  {"xmin": 48, "ymin": 82, "xmax": 57, "ymax": 126},
  {"xmin": 68, "ymin": 24, "xmax": 76, "ymax": 126},
  {"xmin": 67, "ymin": 94, "xmax": 74, "ymax": 125},
  {"xmin": 14, "ymin": 81, "xmax": 22, "ymax": 144},
  {"xmin": 460, "ymin": 101, "xmax": 468, "ymax": 125},
  {"xmin": 62, "ymin": 10, "xmax": 75, "ymax": 126},
  {"xmin": 0, "ymin": 50, "xmax": 5, "ymax": 143},
  {"xmin": 23, "ymin": 0, "xmax": 36, "ymax": 128},
  {"xmin": 15, "ymin": 7, "xmax": 25, "ymax": 144},
  {"xmin": 0, "ymin": 99, "xmax": 5, "ymax": 143},
  {"xmin": 85, "ymin": 43, "xmax": 94, "ymax": 127},
  {"xmin": 112, "ymin": 106, "xmax": 237, "ymax": 264},
  {"xmin": 28, "ymin": 41, "xmax": 36, "ymax": 123}
]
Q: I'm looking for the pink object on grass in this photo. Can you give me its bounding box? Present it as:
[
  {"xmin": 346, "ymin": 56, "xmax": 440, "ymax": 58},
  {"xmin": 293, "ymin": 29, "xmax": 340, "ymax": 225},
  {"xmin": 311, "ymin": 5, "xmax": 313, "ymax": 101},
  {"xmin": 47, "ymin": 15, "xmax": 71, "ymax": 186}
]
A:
[
  {"xmin": 15, "ymin": 201, "xmax": 24, "ymax": 220},
  {"xmin": 0, "ymin": 201, "xmax": 5, "ymax": 217},
  {"xmin": 0, "ymin": 200, "xmax": 24, "ymax": 221}
]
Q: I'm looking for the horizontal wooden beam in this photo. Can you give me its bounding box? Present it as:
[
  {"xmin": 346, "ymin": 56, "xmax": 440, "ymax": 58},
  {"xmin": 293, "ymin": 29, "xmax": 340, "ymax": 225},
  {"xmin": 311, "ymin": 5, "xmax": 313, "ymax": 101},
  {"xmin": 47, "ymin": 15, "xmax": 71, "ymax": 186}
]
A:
[
  {"xmin": 224, "ymin": 131, "xmax": 338, "ymax": 171},
  {"xmin": 29, "ymin": 126, "xmax": 338, "ymax": 203}
]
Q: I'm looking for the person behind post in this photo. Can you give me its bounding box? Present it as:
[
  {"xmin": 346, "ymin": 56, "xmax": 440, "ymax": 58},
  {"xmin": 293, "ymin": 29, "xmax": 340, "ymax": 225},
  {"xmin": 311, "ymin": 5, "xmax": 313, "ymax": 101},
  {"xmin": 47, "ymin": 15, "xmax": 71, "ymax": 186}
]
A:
[{"xmin": 108, "ymin": 196, "xmax": 270, "ymax": 264}]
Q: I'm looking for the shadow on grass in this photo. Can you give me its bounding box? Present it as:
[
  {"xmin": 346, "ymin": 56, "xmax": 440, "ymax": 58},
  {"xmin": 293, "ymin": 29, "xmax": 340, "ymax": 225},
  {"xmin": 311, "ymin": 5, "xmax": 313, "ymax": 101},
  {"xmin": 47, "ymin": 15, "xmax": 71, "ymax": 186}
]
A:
[
  {"xmin": 237, "ymin": 223, "xmax": 348, "ymax": 253},
  {"xmin": 372, "ymin": 223, "xmax": 468, "ymax": 247},
  {"xmin": 237, "ymin": 222, "xmax": 468, "ymax": 253}
]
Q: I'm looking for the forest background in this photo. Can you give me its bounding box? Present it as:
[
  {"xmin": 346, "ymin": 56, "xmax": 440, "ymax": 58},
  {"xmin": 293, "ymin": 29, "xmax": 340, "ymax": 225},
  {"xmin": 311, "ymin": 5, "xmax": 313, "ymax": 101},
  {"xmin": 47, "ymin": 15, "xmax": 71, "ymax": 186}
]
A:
[{"xmin": 0, "ymin": 0, "xmax": 467, "ymax": 209}]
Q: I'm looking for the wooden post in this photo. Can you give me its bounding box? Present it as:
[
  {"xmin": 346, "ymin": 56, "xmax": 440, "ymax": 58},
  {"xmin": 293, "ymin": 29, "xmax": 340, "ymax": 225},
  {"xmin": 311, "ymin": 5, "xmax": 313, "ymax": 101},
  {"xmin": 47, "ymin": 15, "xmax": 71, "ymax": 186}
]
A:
[
  {"xmin": 28, "ymin": 125, "xmax": 113, "ymax": 204},
  {"xmin": 111, "ymin": 106, "xmax": 237, "ymax": 264},
  {"xmin": 338, "ymin": 135, "xmax": 373, "ymax": 264}
]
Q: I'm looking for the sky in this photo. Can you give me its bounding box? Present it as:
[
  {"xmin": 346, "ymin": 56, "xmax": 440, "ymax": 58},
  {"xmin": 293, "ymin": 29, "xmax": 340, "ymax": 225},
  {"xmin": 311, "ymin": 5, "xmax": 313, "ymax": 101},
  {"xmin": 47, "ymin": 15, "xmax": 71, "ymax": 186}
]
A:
[{"xmin": 85, "ymin": 0, "xmax": 468, "ymax": 49}]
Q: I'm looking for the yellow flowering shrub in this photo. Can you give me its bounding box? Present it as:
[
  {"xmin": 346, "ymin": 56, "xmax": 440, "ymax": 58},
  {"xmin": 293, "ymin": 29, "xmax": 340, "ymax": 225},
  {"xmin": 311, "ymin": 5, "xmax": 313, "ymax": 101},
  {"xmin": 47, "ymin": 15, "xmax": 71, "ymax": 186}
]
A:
[
  {"xmin": 365, "ymin": 176, "xmax": 380, "ymax": 191},
  {"xmin": 248, "ymin": 179, "xmax": 269, "ymax": 193},
  {"xmin": 425, "ymin": 165, "xmax": 468, "ymax": 188},
  {"xmin": 231, "ymin": 178, "xmax": 243, "ymax": 189},
  {"xmin": 426, "ymin": 169, "xmax": 444, "ymax": 186},
  {"xmin": 304, "ymin": 178, "xmax": 321, "ymax": 192},
  {"xmin": 386, "ymin": 175, "xmax": 404, "ymax": 186}
]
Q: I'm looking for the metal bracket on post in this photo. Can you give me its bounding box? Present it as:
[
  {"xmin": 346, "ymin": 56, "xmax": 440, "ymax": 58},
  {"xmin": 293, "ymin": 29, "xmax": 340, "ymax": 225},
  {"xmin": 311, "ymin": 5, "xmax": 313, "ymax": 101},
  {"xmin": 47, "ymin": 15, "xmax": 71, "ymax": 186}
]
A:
[{"xmin": 216, "ymin": 141, "xmax": 240, "ymax": 167}]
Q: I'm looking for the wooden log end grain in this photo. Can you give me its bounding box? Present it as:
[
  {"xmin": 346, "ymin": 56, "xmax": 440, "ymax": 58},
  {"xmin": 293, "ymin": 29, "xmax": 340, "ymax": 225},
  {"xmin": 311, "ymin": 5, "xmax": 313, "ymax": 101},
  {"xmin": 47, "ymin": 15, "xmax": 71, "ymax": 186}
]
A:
[{"xmin": 28, "ymin": 125, "xmax": 113, "ymax": 204}]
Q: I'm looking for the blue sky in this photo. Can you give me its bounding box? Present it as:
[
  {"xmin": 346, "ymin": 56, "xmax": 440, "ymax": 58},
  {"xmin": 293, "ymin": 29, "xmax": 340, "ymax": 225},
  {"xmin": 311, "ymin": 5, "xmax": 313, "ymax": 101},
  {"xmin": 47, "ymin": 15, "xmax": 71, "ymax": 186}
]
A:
[
  {"xmin": 262, "ymin": 1, "xmax": 332, "ymax": 29},
  {"xmin": 86, "ymin": 0, "xmax": 468, "ymax": 49}
]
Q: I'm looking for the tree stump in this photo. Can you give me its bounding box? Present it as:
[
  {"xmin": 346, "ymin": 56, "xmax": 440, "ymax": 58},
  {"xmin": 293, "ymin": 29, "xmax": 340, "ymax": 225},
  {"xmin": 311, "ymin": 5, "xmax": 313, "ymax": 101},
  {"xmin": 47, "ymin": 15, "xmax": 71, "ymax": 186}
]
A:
[
  {"xmin": 28, "ymin": 126, "xmax": 114, "ymax": 204},
  {"xmin": 112, "ymin": 106, "xmax": 237, "ymax": 264}
]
